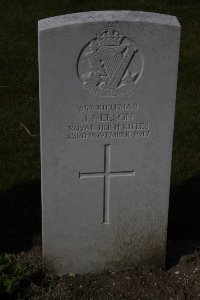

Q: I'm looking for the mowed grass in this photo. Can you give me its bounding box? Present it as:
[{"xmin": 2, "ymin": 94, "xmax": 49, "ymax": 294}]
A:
[{"xmin": 0, "ymin": 1, "xmax": 199, "ymax": 190}]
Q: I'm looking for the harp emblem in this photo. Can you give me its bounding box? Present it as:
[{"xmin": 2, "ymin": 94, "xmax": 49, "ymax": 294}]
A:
[{"xmin": 78, "ymin": 24, "xmax": 143, "ymax": 97}]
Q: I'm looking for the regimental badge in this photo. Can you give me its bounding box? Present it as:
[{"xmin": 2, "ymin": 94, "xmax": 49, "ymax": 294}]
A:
[{"xmin": 78, "ymin": 24, "xmax": 143, "ymax": 97}]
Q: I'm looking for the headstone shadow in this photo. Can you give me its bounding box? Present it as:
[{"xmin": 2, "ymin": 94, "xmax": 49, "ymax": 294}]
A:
[
  {"xmin": 0, "ymin": 179, "xmax": 41, "ymax": 253},
  {"xmin": 167, "ymin": 173, "xmax": 200, "ymax": 267},
  {"xmin": 1, "ymin": 174, "xmax": 199, "ymax": 267}
]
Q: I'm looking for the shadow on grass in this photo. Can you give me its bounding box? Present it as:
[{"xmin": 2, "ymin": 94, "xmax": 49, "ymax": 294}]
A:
[
  {"xmin": 167, "ymin": 173, "xmax": 200, "ymax": 267},
  {"xmin": 0, "ymin": 180, "xmax": 41, "ymax": 254},
  {"xmin": 0, "ymin": 175, "xmax": 200, "ymax": 267}
]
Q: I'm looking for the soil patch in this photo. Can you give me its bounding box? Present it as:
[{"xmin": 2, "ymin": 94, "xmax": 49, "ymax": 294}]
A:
[{"xmin": 14, "ymin": 240, "xmax": 200, "ymax": 299}]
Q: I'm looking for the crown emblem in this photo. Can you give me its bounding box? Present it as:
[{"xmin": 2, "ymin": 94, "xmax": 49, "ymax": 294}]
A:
[
  {"xmin": 78, "ymin": 24, "xmax": 143, "ymax": 97},
  {"xmin": 96, "ymin": 25, "xmax": 123, "ymax": 47}
]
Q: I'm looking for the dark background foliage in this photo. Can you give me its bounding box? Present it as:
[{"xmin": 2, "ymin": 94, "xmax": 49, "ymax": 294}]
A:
[{"xmin": 0, "ymin": 0, "xmax": 199, "ymax": 254}]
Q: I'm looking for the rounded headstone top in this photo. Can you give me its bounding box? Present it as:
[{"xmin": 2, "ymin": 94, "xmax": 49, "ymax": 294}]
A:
[{"xmin": 38, "ymin": 11, "xmax": 180, "ymax": 31}]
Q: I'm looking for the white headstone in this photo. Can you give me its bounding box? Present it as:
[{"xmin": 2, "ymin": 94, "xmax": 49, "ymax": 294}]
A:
[{"xmin": 38, "ymin": 11, "xmax": 181, "ymax": 275}]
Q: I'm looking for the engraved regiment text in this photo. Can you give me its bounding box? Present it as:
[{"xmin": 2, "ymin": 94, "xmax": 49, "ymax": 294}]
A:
[{"xmin": 66, "ymin": 103, "xmax": 151, "ymax": 140}]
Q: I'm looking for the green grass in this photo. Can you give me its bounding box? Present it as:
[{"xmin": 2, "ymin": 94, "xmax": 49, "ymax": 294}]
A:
[
  {"xmin": 0, "ymin": 0, "xmax": 199, "ymax": 192},
  {"xmin": 0, "ymin": 254, "xmax": 32, "ymax": 297},
  {"xmin": 0, "ymin": 0, "xmax": 199, "ymax": 245}
]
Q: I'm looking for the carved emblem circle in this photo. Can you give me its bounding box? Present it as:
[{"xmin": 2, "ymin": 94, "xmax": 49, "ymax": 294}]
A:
[{"xmin": 78, "ymin": 25, "xmax": 143, "ymax": 97}]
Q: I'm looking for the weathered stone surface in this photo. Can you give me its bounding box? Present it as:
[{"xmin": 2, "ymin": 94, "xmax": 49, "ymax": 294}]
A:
[{"xmin": 38, "ymin": 11, "xmax": 181, "ymax": 275}]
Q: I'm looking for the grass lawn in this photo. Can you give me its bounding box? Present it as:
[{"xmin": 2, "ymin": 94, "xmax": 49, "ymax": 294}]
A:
[
  {"xmin": 0, "ymin": 0, "xmax": 199, "ymax": 241},
  {"xmin": 0, "ymin": 0, "xmax": 199, "ymax": 192},
  {"xmin": 0, "ymin": 0, "xmax": 200, "ymax": 298},
  {"xmin": 1, "ymin": 0, "xmax": 199, "ymax": 232}
]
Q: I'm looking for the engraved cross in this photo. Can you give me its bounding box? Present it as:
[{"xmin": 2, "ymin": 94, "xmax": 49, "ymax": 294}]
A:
[{"xmin": 79, "ymin": 144, "xmax": 135, "ymax": 224}]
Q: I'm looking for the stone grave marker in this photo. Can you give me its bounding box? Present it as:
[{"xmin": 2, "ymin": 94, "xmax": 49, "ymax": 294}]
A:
[{"xmin": 38, "ymin": 11, "xmax": 181, "ymax": 275}]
